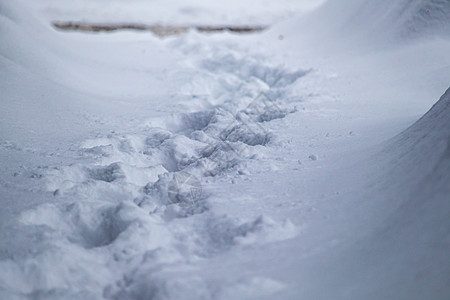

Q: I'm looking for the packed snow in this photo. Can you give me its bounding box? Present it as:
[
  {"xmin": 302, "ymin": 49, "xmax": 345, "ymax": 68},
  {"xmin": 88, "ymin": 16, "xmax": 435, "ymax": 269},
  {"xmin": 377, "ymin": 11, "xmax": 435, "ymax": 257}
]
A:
[{"xmin": 1, "ymin": 0, "xmax": 449, "ymax": 299}]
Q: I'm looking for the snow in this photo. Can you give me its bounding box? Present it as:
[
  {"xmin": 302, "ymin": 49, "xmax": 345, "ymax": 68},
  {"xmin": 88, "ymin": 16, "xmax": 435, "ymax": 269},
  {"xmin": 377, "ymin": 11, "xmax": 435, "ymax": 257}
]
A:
[
  {"xmin": 24, "ymin": 0, "xmax": 326, "ymax": 26},
  {"xmin": 282, "ymin": 0, "xmax": 450, "ymax": 48},
  {"xmin": 1, "ymin": 0, "xmax": 449, "ymax": 299}
]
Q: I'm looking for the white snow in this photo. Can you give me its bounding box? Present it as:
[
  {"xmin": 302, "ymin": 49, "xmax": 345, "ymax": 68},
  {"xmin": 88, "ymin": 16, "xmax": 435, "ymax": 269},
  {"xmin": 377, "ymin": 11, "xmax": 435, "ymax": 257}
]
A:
[
  {"xmin": 24, "ymin": 0, "xmax": 326, "ymax": 26},
  {"xmin": 1, "ymin": 0, "xmax": 449, "ymax": 299}
]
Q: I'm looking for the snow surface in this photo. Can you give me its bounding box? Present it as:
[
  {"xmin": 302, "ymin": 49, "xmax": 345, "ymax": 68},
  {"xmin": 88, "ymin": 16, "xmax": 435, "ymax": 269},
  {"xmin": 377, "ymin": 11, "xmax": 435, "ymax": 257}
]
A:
[
  {"xmin": 1, "ymin": 0, "xmax": 449, "ymax": 299},
  {"xmin": 24, "ymin": 0, "xmax": 326, "ymax": 26}
]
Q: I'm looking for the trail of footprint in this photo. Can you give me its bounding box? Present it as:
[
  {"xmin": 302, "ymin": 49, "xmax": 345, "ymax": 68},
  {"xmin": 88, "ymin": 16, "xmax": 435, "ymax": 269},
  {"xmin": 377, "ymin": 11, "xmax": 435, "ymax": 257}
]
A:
[
  {"xmin": 18, "ymin": 42, "xmax": 309, "ymax": 299},
  {"xmin": 103, "ymin": 47, "xmax": 307, "ymax": 298}
]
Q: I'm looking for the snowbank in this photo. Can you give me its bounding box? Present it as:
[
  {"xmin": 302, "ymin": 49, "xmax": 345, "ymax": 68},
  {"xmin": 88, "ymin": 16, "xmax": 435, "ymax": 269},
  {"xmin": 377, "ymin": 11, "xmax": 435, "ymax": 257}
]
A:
[
  {"xmin": 383, "ymin": 86, "xmax": 450, "ymax": 243},
  {"xmin": 321, "ymin": 0, "xmax": 450, "ymax": 39},
  {"xmin": 273, "ymin": 0, "xmax": 450, "ymax": 50},
  {"xmin": 389, "ymin": 86, "xmax": 450, "ymax": 183},
  {"xmin": 343, "ymin": 87, "xmax": 450, "ymax": 300}
]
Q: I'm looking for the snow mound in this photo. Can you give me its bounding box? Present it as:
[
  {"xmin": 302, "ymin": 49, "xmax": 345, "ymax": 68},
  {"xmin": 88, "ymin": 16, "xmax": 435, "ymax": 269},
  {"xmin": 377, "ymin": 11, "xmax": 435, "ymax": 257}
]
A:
[
  {"xmin": 364, "ymin": 87, "xmax": 450, "ymax": 299},
  {"xmin": 280, "ymin": 0, "xmax": 450, "ymax": 48},
  {"xmin": 388, "ymin": 86, "xmax": 450, "ymax": 185},
  {"xmin": 340, "ymin": 0, "xmax": 450, "ymax": 40}
]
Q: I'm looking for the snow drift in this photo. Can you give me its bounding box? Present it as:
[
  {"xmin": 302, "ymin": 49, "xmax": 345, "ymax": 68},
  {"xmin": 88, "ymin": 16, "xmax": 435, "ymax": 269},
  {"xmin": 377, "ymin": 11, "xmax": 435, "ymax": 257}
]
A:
[
  {"xmin": 388, "ymin": 86, "xmax": 450, "ymax": 186},
  {"xmin": 322, "ymin": 0, "xmax": 450, "ymax": 39},
  {"xmin": 353, "ymin": 87, "xmax": 450, "ymax": 299},
  {"xmin": 383, "ymin": 86, "xmax": 450, "ymax": 248},
  {"xmin": 276, "ymin": 0, "xmax": 450, "ymax": 49}
]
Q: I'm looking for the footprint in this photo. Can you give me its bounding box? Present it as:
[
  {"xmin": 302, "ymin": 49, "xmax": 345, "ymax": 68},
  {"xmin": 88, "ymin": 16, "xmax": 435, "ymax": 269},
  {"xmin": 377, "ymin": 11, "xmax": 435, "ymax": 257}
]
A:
[{"xmin": 88, "ymin": 163, "xmax": 124, "ymax": 183}]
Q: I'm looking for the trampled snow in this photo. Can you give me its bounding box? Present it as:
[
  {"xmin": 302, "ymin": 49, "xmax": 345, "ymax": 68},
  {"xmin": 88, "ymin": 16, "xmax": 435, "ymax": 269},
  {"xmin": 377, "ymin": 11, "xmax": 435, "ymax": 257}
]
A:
[{"xmin": 1, "ymin": 0, "xmax": 449, "ymax": 299}]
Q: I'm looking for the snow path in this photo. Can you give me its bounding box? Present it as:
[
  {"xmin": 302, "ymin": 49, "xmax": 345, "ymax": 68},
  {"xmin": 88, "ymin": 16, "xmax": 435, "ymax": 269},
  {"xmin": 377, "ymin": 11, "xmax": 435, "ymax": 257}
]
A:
[
  {"xmin": 2, "ymin": 30, "xmax": 449, "ymax": 300},
  {"xmin": 1, "ymin": 34, "xmax": 313, "ymax": 299}
]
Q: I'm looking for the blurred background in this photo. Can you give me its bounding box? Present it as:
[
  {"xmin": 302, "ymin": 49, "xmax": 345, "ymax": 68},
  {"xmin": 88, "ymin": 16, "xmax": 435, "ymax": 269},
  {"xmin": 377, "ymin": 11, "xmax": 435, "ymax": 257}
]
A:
[{"xmin": 23, "ymin": 0, "xmax": 326, "ymax": 26}]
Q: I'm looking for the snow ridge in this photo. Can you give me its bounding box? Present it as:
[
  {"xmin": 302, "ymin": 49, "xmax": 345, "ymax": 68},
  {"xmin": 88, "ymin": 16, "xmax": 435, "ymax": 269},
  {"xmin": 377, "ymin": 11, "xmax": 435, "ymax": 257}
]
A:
[
  {"xmin": 345, "ymin": 87, "xmax": 450, "ymax": 300},
  {"xmin": 385, "ymin": 86, "xmax": 450, "ymax": 187}
]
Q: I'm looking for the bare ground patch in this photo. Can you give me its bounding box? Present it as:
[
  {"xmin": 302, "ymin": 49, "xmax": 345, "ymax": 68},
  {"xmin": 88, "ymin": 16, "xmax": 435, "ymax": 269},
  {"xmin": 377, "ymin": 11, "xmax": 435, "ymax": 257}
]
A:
[{"xmin": 52, "ymin": 21, "xmax": 267, "ymax": 37}]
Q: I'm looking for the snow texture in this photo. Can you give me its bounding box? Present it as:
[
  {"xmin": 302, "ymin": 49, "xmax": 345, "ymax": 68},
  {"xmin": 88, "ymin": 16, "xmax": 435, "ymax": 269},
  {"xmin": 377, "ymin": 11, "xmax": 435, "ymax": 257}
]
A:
[{"xmin": 1, "ymin": 0, "xmax": 449, "ymax": 299}]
